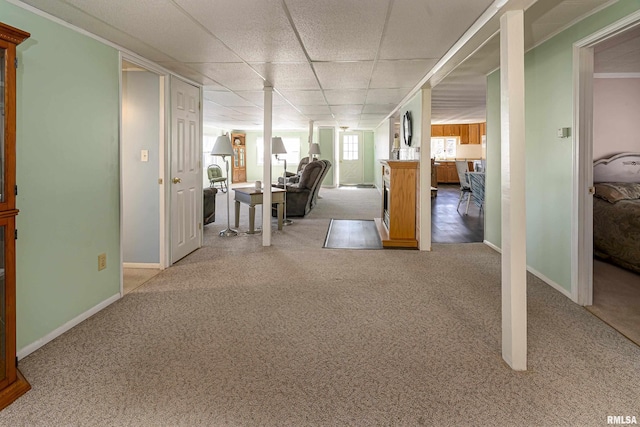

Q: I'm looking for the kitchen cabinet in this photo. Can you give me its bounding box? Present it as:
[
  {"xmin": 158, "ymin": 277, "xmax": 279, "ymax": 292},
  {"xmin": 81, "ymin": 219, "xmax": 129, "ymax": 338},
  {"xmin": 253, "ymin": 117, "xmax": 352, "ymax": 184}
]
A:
[
  {"xmin": 436, "ymin": 161, "xmax": 460, "ymax": 184},
  {"xmin": 443, "ymin": 124, "xmax": 459, "ymax": 136},
  {"xmin": 468, "ymin": 123, "xmax": 480, "ymax": 144},
  {"xmin": 431, "ymin": 125, "xmax": 443, "ymax": 137},
  {"xmin": 459, "ymin": 124, "xmax": 469, "ymax": 144}
]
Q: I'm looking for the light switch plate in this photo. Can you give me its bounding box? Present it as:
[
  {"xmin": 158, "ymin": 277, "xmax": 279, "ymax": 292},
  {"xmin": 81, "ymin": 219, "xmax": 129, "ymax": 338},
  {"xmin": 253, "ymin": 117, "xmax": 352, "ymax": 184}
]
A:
[{"xmin": 141, "ymin": 150, "xmax": 149, "ymax": 162}]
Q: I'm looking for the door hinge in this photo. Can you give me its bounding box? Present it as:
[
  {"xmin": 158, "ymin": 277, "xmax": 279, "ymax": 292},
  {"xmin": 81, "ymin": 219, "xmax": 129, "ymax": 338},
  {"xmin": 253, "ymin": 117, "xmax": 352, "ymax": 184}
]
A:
[
  {"xmin": 198, "ymin": 223, "xmax": 202, "ymax": 230},
  {"xmin": 15, "ymin": 185, "xmax": 18, "ymax": 196},
  {"xmin": 14, "ymin": 229, "xmax": 18, "ymax": 240},
  {"xmin": 14, "ymin": 58, "xmax": 18, "ymax": 68}
]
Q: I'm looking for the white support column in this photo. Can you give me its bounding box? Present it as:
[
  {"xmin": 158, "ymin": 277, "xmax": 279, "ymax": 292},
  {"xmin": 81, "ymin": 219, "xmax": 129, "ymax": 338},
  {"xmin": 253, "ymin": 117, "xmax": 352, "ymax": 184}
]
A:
[
  {"xmin": 500, "ymin": 10, "xmax": 527, "ymax": 371},
  {"xmin": 262, "ymin": 85, "xmax": 273, "ymax": 246},
  {"xmin": 419, "ymin": 88, "xmax": 432, "ymax": 251}
]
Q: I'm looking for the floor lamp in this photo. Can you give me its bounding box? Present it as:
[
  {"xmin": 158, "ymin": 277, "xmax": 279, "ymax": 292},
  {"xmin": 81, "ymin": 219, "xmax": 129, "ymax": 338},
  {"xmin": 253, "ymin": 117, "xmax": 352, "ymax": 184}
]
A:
[
  {"xmin": 211, "ymin": 134, "xmax": 238, "ymax": 237},
  {"xmin": 272, "ymin": 136, "xmax": 293, "ymax": 225}
]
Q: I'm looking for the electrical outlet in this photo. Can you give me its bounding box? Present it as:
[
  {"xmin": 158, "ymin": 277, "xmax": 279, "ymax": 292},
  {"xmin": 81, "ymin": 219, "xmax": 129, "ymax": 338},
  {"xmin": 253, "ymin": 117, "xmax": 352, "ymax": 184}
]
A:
[{"xmin": 98, "ymin": 253, "xmax": 107, "ymax": 271}]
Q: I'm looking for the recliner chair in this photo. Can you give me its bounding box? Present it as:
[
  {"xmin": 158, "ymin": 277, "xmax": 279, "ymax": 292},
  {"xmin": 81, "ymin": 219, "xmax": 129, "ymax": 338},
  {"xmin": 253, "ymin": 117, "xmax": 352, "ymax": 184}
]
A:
[{"xmin": 272, "ymin": 159, "xmax": 330, "ymax": 217}]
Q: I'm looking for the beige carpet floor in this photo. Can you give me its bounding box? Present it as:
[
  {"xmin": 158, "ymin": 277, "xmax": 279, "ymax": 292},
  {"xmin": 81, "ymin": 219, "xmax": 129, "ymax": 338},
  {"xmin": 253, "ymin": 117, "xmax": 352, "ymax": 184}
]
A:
[{"xmin": 1, "ymin": 187, "xmax": 639, "ymax": 426}]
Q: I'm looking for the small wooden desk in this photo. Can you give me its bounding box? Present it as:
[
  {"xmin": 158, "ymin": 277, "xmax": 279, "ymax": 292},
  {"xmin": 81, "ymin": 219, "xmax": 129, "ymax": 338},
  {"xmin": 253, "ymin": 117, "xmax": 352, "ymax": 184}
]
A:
[{"xmin": 234, "ymin": 187, "xmax": 286, "ymax": 234}]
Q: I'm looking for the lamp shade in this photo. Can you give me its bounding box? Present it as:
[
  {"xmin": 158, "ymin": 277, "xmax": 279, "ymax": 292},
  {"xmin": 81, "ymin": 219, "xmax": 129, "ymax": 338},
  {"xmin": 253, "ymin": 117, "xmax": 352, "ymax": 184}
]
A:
[
  {"xmin": 211, "ymin": 134, "xmax": 233, "ymax": 156},
  {"xmin": 272, "ymin": 136, "xmax": 287, "ymax": 155},
  {"xmin": 309, "ymin": 143, "xmax": 321, "ymax": 156}
]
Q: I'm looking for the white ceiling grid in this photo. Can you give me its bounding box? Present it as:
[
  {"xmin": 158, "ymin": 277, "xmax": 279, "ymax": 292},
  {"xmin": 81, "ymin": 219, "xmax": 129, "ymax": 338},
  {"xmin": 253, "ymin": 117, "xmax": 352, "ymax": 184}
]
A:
[{"xmin": 18, "ymin": 0, "xmax": 618, "ymax": 130}]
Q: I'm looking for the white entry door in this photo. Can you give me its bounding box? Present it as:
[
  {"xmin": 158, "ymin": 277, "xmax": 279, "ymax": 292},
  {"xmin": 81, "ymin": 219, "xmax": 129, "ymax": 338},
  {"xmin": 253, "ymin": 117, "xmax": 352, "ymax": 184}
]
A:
[
  {"xmin": 170, "ymin": 77, "xmax": 201, "ymax": 263},
  {"xmin": 339, "ymin": 132, "xmax": 364, "ymax": 185}
]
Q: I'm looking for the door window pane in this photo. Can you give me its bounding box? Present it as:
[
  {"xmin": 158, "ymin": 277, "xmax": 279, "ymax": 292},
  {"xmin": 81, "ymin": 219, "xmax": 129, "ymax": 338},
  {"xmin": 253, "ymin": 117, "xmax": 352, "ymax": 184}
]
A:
[{"xmin": 343, "ymin": 134, "xmax": 359, "ymax": 160}]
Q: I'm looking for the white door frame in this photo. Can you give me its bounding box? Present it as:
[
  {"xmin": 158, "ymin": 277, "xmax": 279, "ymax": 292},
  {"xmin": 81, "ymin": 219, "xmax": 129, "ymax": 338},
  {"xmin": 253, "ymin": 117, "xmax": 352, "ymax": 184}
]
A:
[
  {"xmin": 338, "ymin": 131, "xmax": 365, "ymax": 185},
  {"xmin": 118, "ymin": 53, "xmax": 169, "ymax": 296},
  {"xmin": 572, "ymin": 11, "xmax": 640, "ymax": 305}
]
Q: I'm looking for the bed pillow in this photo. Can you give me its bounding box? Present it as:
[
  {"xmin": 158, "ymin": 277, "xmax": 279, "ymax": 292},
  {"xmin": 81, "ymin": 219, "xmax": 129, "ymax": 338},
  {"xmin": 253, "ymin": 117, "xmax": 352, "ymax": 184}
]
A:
[{"xmin": 594, "ymin": 182, "xmax": 640, "ymax": 203}]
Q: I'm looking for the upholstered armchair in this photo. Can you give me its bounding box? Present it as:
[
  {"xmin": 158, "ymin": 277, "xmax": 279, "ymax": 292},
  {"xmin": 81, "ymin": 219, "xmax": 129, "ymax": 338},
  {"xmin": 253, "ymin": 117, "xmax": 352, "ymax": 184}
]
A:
[
  {"xmin": 277, "ymin": 156, "xmax": 310, "ymax": 186},
  {"xmin": 203, "ymin": 187, "xmax": 217, "ymax": 225},
  {"xmin": 273, "ymin": 160, "xmax": 328, "ymax": 217}
]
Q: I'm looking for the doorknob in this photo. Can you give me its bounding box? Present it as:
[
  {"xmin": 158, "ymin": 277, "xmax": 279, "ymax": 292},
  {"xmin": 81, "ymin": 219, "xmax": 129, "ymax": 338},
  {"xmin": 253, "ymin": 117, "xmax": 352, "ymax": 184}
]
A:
[{"xmin": 172, "ymin": 177, "xmax": 181, "ymax": 184}]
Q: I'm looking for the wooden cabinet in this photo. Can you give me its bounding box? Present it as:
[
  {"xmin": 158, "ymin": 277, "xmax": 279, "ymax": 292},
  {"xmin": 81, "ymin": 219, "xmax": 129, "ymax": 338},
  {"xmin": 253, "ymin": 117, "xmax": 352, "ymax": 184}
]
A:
[
  {"xmin": 468, "ymin": 123, "xmax": 480, "ymax": 144},
  {"xmin": 0, "ymin": 22, "xmax": 30, "ymax": 411},
  {"xmin": 436, "ymin": 161, "xmax": 460, "ymax": 184},
  {"xmin": 459, "ymin": 124, "xmax": 469, "ymax": 144},
  {"xmin": 431, "ymin": 125, "xmax": 443, "ymax": 137},
  {"xmin": 230, "ymin": 133, "xmax": 246, "ymax": 183},
  {"xmin": 375, "ymin": 161, "xmax": 418, "ymax": 248},
  {"xmin": 443, "ymin": 124, "xmax": 459, "ymax": 136},
  {"xmin": 480, "ymin": 122, "xmax": 486, "ymax": 137}
]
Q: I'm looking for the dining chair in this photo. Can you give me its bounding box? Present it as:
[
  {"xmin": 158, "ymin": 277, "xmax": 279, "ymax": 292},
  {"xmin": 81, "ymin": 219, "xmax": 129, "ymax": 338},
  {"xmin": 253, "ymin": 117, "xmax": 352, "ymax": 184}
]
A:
[{"xmin": 455, "ymin": 160, "xmax": 472, "ymax": 215}]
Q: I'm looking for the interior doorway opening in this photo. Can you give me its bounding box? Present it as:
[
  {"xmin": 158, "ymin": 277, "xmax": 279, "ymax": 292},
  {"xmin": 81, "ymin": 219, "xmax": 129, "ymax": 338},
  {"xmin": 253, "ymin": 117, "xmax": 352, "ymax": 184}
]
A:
[
  {"xmin": 120, "ymin": 57, "xmax": 165, "ymax": 294},
  {"xmin": 573, "ymin": 14, "xmax": 640, "ymax": 346}
]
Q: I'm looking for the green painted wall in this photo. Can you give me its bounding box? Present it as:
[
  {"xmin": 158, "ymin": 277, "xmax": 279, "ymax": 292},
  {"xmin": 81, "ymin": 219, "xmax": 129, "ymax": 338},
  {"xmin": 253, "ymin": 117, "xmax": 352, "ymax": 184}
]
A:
[
  {"xmin": 242, "ymin": 130, "xmax": 313, "ymax": 183},
  {"xmin": 484, "ymin": 71, "xmax": 501, "ymax": 248},
  {"xmin": 363, "ymin": 131, "xmax": 375, "ymax": 184},
  {"xmin": 485, "ymin": 0, "xmax": 640, "ymax": 292},
  {"xmin": 400, "ymin": 92, "xmax": 422, "ymax": 150},
  {"xmin": 1, "ymin": 0, "xmax": 121, "ymax": 350},
  {"xmin": 318, "ymin": 127, "xmax": 335, "ymax": 186}
]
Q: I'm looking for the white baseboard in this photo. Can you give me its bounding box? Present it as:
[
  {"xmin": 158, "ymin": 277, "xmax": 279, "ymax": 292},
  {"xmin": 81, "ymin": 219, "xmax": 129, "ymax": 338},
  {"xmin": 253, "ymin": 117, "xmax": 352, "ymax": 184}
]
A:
[
  {"xmin": 482, "ymin": 240, "xmax": 572, "ymax": 299},
  {"xmin": 526, "ymin": 265, "xmax": 572, "ymax": 299},
  {"xmin": 123, "ymin": 262, "xmax": 161, "ymax": 269},
  {"xmin": 17, "ymin": 293, "xmax": 121, "ymax": 360},
  {"xmin": 483, "ymin": 240, "xmax": 501, "ymax": 253}
]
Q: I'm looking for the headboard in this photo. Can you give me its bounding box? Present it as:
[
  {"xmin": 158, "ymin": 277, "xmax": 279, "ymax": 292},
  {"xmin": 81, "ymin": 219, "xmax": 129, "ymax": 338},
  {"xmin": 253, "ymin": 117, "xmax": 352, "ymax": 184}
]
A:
[{"xmin": 593, "ymin": 152, "xmax": 640, "ymax": 183}]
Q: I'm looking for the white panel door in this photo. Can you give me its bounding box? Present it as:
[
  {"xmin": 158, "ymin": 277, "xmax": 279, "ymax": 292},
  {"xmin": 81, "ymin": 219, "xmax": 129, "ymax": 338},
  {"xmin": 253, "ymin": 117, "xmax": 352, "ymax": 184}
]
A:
[
  {"xmin": 170, "ymin": 77, "xmax": 201, "ymax": 263},
  {"xmin": 339, "ymin": 132, "xmax": 364, "ymax": 185}
]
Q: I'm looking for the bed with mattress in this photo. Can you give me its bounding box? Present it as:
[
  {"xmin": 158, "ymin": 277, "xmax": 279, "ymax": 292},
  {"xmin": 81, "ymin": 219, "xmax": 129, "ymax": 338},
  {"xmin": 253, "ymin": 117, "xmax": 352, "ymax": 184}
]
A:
[{"xmin": 593, "ymin": 153, "xmax": 640, "ymax": 274}]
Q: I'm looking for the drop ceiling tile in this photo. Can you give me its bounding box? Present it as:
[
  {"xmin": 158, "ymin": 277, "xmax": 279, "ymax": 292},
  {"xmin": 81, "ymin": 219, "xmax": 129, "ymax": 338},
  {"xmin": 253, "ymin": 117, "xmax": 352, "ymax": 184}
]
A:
[
  {"xmin": 330, "ymin": 105, "xmax": 363, "ymax": 115},
  {"xmin": 313, "ymin": 62, "xmax": 374, "ymax": 89},
  {"xmin": 324, "ymin": 90, "xmax": 368, "ymax": 105},
  {"xmin": 296, "ymin": 105, "xmax": 333, "ymax": 115},
  {"xmin": 174, "ymin": 0, "xmax": 307, "ymax": 63},
  {"xmin": 235, "ymin": 91, "xmax": 289, "ymax": 107},
  {"xmin": 250, "ymin": 63, "xmax": 320, "ymax": 90},
  {"xmin": 277, "ymin": 90, "xmax": 328, "ymax": 106},
  {"xmin": 285, "ymin": 0, "xmax": 389, "ymax": 61},
  {"xmin": 306, "ymin": 114, "xmax": 336, "ymax": 122},
  {"xmin": 204, "ymin": 91, "xmax": 256, "ymax": 107},
  {"xmin": 189, "ymin": 63, "xmax": 265, "ymax": 91},
  {"xmin": 362, "ymin": 104, "xmax": 397, "ymax": 114},
  {"xmin": 379, "ymin": 0, "xmax": 493, "ymax": 60},
  {"xmin": 20, "ymin": 0, "xmax": 176, "ymax": 63},
  {"xmin": 365, "ymin": 88, "xmax": 410, "ymax": 104},
  {"xmin": 62, "ymin": 0, "xmax": 243, "ymax": 63},
  {"xmin": 369, "ymin": 60, "xmax": 436, "ymax": 89}
]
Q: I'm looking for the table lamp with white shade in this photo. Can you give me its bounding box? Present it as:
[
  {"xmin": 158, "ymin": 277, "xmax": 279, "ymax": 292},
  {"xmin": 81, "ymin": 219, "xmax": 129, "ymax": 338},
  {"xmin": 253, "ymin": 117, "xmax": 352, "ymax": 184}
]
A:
[
  {"xmin": 309, "ymin": 143, "xmax": 321, "ymax": 160},
  {"xmin": 210, "ymin": 134, "xmax": 238, "ymax": 237}
]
